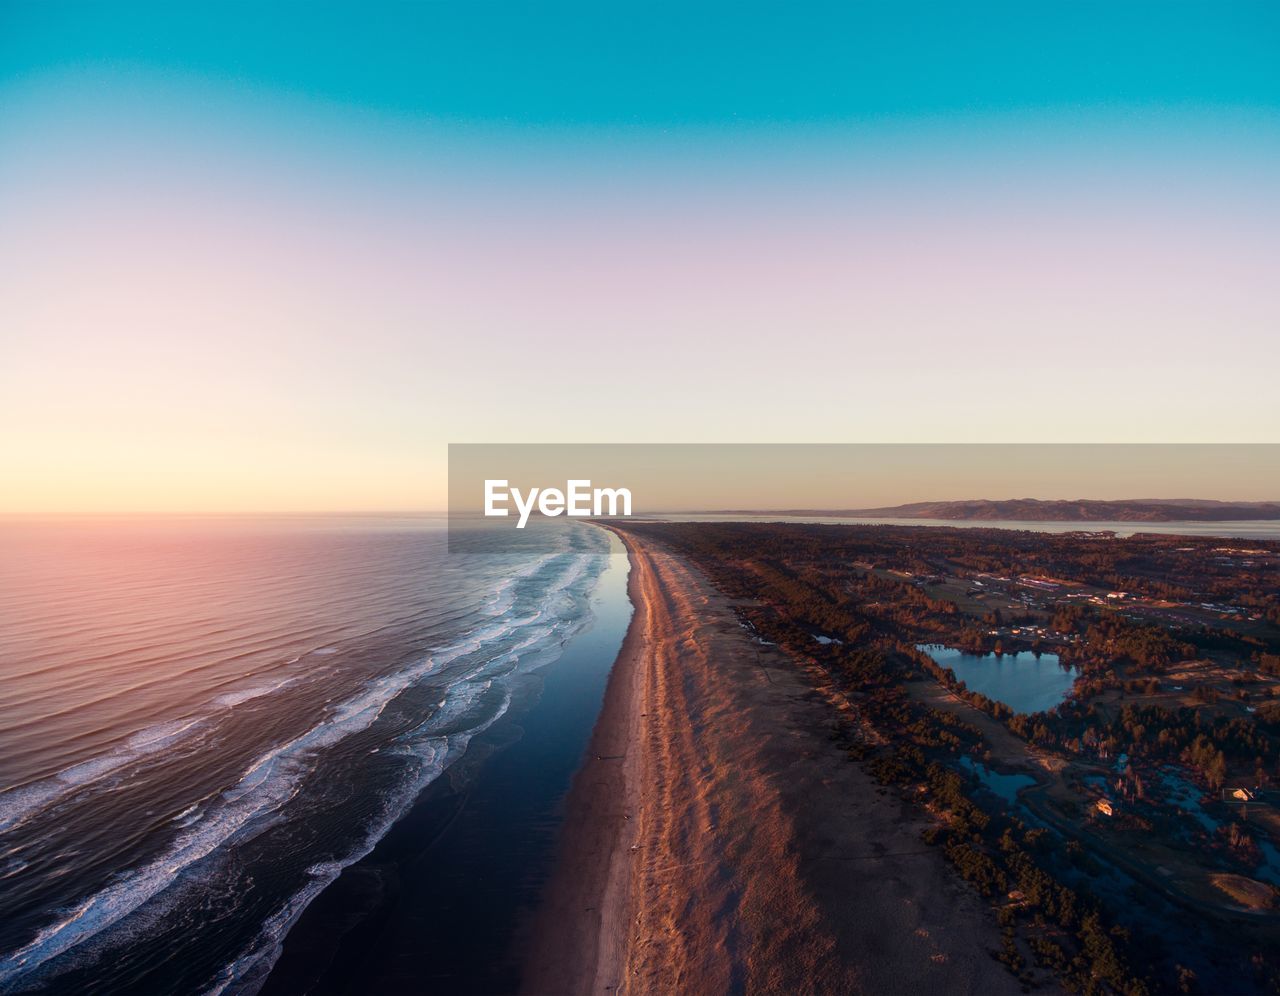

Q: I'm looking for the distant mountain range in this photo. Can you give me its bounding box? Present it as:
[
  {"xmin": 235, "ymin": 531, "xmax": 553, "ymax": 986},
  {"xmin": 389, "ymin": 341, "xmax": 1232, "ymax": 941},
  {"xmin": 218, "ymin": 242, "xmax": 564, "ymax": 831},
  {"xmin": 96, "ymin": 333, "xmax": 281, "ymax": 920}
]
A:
[{"xmin": 847, "ymin": 499, "xmax": 1280, "ymax": 522}]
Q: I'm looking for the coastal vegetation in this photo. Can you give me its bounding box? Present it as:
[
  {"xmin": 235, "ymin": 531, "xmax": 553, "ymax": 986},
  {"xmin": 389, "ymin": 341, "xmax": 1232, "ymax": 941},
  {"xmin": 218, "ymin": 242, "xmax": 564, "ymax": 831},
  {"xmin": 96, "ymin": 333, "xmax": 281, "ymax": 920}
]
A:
[
  {"xmin": 619, "ymin": 521, "xmax": 1280, "ymax": 994},
  {"xmin": 847, "ymin": 498, "xmax": 1280, "ymax": 523}
]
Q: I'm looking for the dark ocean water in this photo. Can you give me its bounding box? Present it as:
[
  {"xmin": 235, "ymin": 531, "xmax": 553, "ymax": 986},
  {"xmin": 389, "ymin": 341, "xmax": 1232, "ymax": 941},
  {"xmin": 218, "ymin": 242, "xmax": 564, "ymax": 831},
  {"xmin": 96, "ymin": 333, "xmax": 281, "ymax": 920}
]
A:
[{"xmin": 0, "ymin": 516, "xmax": 618, "ymax": 994}]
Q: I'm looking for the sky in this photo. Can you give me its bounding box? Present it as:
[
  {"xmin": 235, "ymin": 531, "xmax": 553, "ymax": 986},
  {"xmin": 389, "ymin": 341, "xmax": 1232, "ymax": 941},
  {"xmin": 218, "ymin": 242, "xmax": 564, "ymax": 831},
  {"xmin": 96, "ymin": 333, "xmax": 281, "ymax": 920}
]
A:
[
  {"xmin": 449, "ymin": 445, "xmax": 1280, "ymax": 513},
  {"xmin": 2, "ymin": 2, "xmax": 1278, "ymax": 512}
]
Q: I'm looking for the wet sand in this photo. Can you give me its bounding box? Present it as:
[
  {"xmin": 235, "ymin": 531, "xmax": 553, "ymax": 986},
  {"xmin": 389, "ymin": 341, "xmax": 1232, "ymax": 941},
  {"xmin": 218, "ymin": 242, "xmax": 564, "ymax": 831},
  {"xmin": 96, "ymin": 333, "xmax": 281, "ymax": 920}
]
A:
[{"xmin": 524, "ymin": 528, "xmax": 1025, "ymax": 995}]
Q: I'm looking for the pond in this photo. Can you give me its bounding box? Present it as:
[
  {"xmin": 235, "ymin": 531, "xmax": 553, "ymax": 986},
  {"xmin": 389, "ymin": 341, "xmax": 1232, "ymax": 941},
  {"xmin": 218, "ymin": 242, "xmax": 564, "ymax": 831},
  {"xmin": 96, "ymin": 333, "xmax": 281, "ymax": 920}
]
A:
[
  {"xmin": 1161, "ymin": 770, "xmax": 1219, "ymax": 833},
  {"xmin": 1159, "ymin": 770, "xmax": 1280, "ymax": 885},
  {"xmin": 918, "ymin": 644, "xmax": 1079, "ymax": 714},
  {"xmin": 958, "ymin": 756, "xmax": 1036, "ymax": 803}
]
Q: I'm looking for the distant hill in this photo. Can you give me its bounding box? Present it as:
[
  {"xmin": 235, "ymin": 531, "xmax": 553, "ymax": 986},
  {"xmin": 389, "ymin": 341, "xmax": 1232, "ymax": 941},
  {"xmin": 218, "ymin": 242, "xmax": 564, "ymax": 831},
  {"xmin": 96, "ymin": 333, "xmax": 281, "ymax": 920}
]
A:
[{"xmin": 846, "ymin": 499, "xmax": 1280, "ymax": 522}]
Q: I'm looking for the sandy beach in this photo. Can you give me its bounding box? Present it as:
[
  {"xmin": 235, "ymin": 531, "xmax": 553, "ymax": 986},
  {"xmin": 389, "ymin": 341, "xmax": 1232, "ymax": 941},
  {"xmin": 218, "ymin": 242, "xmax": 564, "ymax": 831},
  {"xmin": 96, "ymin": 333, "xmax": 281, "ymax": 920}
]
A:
[{"xmin": 524, "ymin": 528, "xmax": 1025, "ymax": 995}]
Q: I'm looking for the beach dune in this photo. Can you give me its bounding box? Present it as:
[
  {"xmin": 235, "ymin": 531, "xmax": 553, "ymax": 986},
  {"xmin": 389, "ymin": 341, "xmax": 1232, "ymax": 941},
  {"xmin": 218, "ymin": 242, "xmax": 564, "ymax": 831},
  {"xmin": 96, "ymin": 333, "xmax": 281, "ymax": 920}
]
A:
[{"xmin": 524, "ymin": 529, "xmax": 1024, "ymax": 995}]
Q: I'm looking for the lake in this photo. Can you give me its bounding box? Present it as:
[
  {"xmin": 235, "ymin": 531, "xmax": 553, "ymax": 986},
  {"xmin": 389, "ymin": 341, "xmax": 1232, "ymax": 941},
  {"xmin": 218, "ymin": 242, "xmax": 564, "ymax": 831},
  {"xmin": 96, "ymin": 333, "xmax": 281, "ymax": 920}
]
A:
[{"xmin": 918, "ymin": 644, "xmax": 1079, "ymax": 714}]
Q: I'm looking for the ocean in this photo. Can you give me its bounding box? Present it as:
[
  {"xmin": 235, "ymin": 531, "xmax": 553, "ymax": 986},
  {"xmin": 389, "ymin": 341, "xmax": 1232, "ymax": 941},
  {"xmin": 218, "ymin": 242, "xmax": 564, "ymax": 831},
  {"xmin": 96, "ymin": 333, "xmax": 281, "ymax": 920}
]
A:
[{"xmin": 0, "ymin": 515, "xmax": 624, "ymax": 994}]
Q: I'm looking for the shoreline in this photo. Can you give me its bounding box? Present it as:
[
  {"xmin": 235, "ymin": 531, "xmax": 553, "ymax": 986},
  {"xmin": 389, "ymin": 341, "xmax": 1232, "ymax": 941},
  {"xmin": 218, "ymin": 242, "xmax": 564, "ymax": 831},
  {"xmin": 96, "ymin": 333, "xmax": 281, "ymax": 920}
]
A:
[
  {"xmin": 521, "ymin": 526, "xmax": 646, "ymax": 994},
  {"xmin": 259, "ymin": 534, "xmax": 632, "ymax": 996},
  {"xmin": 525, "ymin": 526, "xmax": 1028, "ymax": 995}
]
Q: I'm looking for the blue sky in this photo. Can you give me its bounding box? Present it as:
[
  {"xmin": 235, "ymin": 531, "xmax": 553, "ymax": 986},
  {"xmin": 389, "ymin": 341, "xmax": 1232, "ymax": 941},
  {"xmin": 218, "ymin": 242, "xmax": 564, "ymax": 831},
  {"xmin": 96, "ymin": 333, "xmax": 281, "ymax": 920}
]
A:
[
  {"xmin": 2, "ymin": 4, "xmax": 1279, "ymax": 511},
  {"xmin": 4, "ymin": 2, "xmax": 1278, "ymax": 128}
]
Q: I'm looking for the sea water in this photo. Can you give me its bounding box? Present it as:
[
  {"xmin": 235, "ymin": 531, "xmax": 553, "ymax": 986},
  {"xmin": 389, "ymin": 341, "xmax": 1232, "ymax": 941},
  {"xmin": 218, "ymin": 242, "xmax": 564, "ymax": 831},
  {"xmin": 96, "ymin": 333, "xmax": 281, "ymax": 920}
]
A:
[{"xmin": 0, "ymin": 515, "xmax": 616, "ymax": 993}]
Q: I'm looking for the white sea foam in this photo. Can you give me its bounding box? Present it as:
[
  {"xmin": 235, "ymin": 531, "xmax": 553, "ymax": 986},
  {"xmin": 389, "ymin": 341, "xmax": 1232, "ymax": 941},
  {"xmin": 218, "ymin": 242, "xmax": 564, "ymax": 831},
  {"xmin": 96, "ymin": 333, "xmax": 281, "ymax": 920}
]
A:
[
  {"xmin": 484, "ymin": 550, "xmax": 561, "ymax": 617},
  {"xmin": 0, "ymin": 545, "xmax": 608, "ymax": 990},
  {"xmin": 0, "ymin": 667, "xmax": 314, "ymax": 835},
  {"xmin": 206, "ymin": 685, "xmax": 517, "ymax": 996},
  {"xmin": 0, "ymin": 717, "xmax": 209, "ymax": 833},
  {"xmin": 213, "ymin": 675, "xmax": 301, "ymax": 710},
  {"xmin": 202, "ymin": 547, "xmax": 602, "ymax": 994},
  {"xmin": 0, "ymin": 686, "xmax": 399, "ymax": 981},
  {"xmin": 170, "ymin": 802, "xmax": 202, "ymax": 828}
]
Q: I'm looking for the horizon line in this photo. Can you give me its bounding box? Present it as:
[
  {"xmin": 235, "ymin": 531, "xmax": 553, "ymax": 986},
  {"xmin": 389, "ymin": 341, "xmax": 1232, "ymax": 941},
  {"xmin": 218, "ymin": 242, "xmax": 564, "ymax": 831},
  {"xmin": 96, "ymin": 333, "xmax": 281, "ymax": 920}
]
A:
[{"xmin": 5, "ymin": 496, "xmax": 1280, "ymax": 520}]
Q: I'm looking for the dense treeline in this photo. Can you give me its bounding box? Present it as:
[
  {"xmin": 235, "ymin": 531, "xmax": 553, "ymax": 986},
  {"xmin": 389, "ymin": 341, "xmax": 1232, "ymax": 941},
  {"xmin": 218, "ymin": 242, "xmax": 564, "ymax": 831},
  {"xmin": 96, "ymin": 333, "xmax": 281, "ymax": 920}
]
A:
[{"xmin": 625, "ymin": 521, "xmax": 1280, "ymax": 625}]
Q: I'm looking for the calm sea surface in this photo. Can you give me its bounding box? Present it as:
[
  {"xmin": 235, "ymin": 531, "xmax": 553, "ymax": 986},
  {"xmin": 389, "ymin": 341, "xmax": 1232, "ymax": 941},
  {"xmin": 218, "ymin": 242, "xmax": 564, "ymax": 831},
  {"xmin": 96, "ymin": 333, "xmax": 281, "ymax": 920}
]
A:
[{"xmin": 0, "ymin": 516, "xmax": 617, "ymax": 993}]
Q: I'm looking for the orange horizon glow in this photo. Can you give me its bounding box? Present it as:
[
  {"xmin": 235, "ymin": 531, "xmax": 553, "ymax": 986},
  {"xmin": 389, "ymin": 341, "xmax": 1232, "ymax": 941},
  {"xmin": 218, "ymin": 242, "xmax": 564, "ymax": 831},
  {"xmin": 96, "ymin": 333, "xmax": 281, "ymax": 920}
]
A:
[
  {"xmin": 5, "ymin": 443, "xmax": 1280, "ymax": 517},
  {"xmin": 4, "ymin": 37, "xmax": 1278, "ymax": 514}
]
